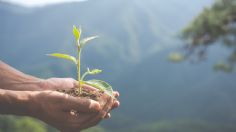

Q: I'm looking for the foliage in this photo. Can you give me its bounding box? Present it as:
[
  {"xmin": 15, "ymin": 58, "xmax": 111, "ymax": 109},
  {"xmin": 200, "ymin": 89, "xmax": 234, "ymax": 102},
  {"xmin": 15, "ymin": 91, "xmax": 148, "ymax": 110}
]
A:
[
  {"xmin": 181, "ymin": 0, "xmax": 236, "ymax": 72},
  {"xmin": 82, "ymin": 126, "xmax": 105, "ymax": 132},
  {"xmin": 131, "ymin": 120, "xmax": 236, "ymax": 132},
  {"xmin": 0, "ymin": 116, "xmax": 50, "ymax": 132},
  {"xmin": 48, "ymin": 26, "xmax": 114, "ymax": 97},
  {"xmin": 214, "ymin": 61, "xmax": 233, "ymax": 72}
]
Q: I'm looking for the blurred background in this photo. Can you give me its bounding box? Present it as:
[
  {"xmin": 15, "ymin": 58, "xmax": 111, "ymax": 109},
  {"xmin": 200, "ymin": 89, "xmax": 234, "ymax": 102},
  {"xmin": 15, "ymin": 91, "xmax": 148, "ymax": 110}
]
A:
[{"xmin": 1, "ymin": 0, "xmax": 236, "ymax": 131}]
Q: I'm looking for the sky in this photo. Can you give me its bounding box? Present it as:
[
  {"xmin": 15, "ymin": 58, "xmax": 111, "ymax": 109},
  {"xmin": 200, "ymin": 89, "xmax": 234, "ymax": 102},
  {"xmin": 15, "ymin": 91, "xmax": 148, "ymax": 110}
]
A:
[{"xmin": 1, "ymin": 0, "xmax": 86, "ymax": 7}]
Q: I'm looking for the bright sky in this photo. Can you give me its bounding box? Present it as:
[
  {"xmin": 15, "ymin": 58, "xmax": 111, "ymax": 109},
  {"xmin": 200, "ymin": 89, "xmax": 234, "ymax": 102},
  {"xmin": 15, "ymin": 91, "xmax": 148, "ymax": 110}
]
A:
[{"xmin": 2, "ymin": 0, "xmax": 86, "ymax": 7}]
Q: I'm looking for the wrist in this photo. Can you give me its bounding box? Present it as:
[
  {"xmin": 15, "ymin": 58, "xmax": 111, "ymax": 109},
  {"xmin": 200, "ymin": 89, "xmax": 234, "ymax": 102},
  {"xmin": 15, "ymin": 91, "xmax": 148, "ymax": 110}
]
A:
[
  {"xmin": 1, "ymin": 77, "xmax": 45, "ymax": 91},
  {"xmin": 26, "ymin": 91, "xmax": 42, "ymax": 118},
  {"xmin": 0, "ymin": 89, "xmax": 35, "ymax": 116},
  {"xmin": 0, "ymin": 60, "xmax": 44, "ymax": 91}
]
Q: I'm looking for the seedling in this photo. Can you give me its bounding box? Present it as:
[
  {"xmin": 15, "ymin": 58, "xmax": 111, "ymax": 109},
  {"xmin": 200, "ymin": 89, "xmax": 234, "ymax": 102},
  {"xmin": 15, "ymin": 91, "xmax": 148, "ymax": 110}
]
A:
[{"xmin": 47, "ymin": 25, "xmax": 114, "ymax": 97}]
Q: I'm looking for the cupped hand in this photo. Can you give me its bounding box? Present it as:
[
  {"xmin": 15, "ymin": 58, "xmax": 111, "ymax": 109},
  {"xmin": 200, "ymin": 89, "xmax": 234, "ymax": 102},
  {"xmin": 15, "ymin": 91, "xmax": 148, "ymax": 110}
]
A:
[
  {"xmin": 31, "ymin": 78, "xmax": 120, "ymax": 131},
  {"xmin": 29, "ymin": 90, "xmax": 104, "ymax": 132},
  {"xmin": 42, "ymin": 78, "xmax": 120, "ymax": 118}
]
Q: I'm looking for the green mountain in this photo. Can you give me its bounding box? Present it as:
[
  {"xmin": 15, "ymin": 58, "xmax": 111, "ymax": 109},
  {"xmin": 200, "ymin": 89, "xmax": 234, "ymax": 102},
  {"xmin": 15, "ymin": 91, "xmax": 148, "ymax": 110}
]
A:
[
  {"xmin": 3, "ymin": 0, "xmax": 236, "ymax": 132},
  {"xmin": 0, "ymin": 0, "xmax": 213, "ymax": 78}
]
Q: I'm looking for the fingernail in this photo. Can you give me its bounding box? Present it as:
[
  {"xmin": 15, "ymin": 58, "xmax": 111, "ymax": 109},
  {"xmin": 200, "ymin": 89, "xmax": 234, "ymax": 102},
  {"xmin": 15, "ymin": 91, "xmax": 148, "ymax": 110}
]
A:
[
  {"xmin": 114, "ymin": 91, "xmax": 120, "ymax": 97},
  {"xmin": 116, "ymin": 101, "xmax": 120, "ymax": 106},
  {"xmin": 112, "ymin": 101, "xmax": 120, "ymax": 109},
  {"xmin": 105, "ymin": 113, "xmax": 111, "ymax": 119}
]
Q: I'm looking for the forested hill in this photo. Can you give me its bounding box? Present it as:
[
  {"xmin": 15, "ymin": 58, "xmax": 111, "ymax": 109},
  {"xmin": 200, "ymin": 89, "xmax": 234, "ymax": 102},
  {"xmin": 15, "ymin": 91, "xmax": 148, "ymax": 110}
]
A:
[{"xmin": 0, "ymin": 0, "xmax": 212, "ymax": 77}]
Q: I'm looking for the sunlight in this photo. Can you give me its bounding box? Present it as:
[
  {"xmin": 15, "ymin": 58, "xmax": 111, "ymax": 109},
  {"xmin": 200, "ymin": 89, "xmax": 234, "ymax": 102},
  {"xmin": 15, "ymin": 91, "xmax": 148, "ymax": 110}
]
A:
[{"xmin": 2, "ymin": 0, "xmax": 87, "ymax": 7}]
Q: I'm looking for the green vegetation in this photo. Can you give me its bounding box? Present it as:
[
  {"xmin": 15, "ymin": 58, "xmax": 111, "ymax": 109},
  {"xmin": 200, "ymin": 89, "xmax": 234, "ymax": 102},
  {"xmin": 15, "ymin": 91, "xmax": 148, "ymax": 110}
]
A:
[
  {"xmin": 132, "ymin": 120, "xmax": 236, "ymax": 132},
  {"xmin": 214, "ymin": 61, "xmax": 233, "ymax": 72},
  {"xmin": 2, "ymin": 116, "xmax": 236, "ymax": 132},
  {"xmin": 48, "ymin": 26, "xmax": 113, "ymax": 97},
  {"xmin": 0, "ymin": 116, "xmax": 53, "ymax": 132},
  {"xmin": 83, "ymin": 126, "xmax": 105, "ymax": 132},
  {"xmin": 181, "ymin": 0, "xmax": 236, "ymax": 72}
]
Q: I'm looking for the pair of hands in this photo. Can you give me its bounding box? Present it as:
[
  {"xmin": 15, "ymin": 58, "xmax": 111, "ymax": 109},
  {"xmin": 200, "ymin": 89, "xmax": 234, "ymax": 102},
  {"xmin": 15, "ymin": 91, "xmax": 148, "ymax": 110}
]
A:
[
  {"xmin": 0, "ymin": 61, "xmax": 119, "ymax": 132},
  {"xmin": 33, "ymin": 78, "xmax": 119, "ymax": 132}
]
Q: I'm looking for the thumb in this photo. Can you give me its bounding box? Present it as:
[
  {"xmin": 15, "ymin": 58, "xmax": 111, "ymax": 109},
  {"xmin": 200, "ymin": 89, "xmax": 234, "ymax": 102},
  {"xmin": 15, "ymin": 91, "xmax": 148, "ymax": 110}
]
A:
[{"xmin": 44, "ymin": 78, "xmax": 77, "ymax": 90}]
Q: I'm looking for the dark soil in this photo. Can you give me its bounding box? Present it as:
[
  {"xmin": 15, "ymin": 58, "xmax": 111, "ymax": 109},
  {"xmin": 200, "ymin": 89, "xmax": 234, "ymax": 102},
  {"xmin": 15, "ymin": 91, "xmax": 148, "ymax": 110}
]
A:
[
  {"xmin": 57, "ymin": 87, "xmax": 115, "ymax": 117},
  {"xmin": 57, "ymin": 88, "xmax": 105, "ymax": 101}
]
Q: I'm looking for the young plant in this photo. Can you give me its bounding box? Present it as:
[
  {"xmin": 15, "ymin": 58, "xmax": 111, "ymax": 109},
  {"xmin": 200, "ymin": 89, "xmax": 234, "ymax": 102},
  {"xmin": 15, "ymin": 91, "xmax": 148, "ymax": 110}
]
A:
[{"xmin": 47, "ymin": 25, "xmax": 114, "ymax": 97}]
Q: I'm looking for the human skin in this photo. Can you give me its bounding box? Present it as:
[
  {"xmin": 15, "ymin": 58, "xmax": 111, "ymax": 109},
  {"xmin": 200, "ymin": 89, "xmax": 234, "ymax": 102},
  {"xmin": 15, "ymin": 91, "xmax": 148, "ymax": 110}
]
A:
[{"xmin": 0, "ymin": 61, "xmax": 120, "ymax": 132}]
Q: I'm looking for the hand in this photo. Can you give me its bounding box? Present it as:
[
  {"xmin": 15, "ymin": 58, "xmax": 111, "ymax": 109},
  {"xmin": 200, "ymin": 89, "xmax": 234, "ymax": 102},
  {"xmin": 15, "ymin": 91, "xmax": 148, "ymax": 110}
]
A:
[
  {"xmin": 41, "ymin": 78, "xmax": 120, "ymax": 118},
  {"xmin": 0, "ymin": 87, "xmax": 119, "ymax": 132},
  {"xmin": 78, "ymin": 82, "xmax": 120, "ymax": 119},
  {"xmin": 29, "ymin": 90, "xmax": 107, "ymax": 132},
  {"xmin": 0, "ymin": 61, "xmax": 120, "ymax": 131},
  {"xmin": 0, "ymin": 61, "xmax": 120, "ymax": 114}
]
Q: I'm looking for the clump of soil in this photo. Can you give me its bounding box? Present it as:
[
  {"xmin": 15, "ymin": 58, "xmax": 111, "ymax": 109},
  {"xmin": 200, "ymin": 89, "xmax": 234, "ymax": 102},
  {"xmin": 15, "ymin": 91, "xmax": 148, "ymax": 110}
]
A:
[
  {"xmin": 57, "ymin": 87, "xmax": 115, "ymax": 118},
  {"xmin": 57, "ymin": 88, "xmax": 105, "ymax": 101}
]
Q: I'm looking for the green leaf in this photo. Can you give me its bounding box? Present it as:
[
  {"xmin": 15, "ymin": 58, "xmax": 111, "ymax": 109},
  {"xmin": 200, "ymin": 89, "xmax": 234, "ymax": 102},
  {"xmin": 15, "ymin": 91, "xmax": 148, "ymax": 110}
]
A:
[
  {"xmin": 47, "ymin": 53, "xmax": 77, "ymax": 64},
  {"xmin": 80, "ymin": 36, "xmax": 98, "ymax": 47},
  {"xmin": 88, "ymin": 68, "xmax": 102, "ymax": 75},
  {"xmin": 168, "ymin": 52, "xmax": 185, "ymax": 63},
  {"xmin": 85, "ymin": 80, "xmax": 114, "ymax": 98},
  {"xmin": 81, "ymin": 68, "xmax": 102, "ymax": 81},
  {"xmin": 73, "ymin": 25, "xmax": 81, "ymax": 42}
]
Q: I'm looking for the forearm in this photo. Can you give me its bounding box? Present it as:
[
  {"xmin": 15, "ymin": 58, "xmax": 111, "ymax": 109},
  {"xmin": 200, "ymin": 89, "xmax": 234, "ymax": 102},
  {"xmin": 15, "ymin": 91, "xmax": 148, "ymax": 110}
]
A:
[
  {"xmin": 0, "ymin": 89, "xmax": 33, "ymax": 116},
  {"xmin": 0, "ymin": 61, "xmax": 43, "ymax": 91}
]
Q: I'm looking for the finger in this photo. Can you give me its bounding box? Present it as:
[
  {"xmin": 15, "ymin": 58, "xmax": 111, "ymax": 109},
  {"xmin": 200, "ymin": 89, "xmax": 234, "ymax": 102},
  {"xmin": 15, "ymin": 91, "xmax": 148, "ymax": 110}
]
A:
[
  {"xmin": 80, "ymin": 115, "xmax": 102, "ymax": 130},
  {"xmin": 63, "ymin": 96, "xmax": 101, "ymax": 113},
  {"xmin": 82, "ymin": 84, "xmax": 98, "ymax": 91},
  {"xmin": 80, "ymin": 96, "xmax": 114, "ymax": 130},
  {"xmin": 111, "ymin": 100, "xmax": 120, "ymax": 110},
  {"xmin": 104, "ymin": 113, "xmax": 111, "ymax": 119},
  {"xmin": 61, "ymin": 108, "xmax": 107, "ymax": 130},
  {"xmin": 67, "ymin": 112, "xmax": 98, "ymax": 129},
  {"xmin": 76, "ymin": 111, "xmax": 103, "ymax": 130},
  {"xmin": 85, "ymin": 95, "xmax": 113, "ymax": 125},
  {"xmin": 113, "ymin": 91, "xmax": 119, "ymax": 98},
  {"xmin": 81, "ymin": 108, "xmax": 105, "ymax": 129},
  {"xmin": 45, "ymin": 78, "xmax": 77, "ymax": 90},
  {"xmin": 57, "ymin": 78, "xmax": 77, "ymax": 89},
  {"xmin": 101, "ymin": 95, "xmax": 113, "ymax": 118}
]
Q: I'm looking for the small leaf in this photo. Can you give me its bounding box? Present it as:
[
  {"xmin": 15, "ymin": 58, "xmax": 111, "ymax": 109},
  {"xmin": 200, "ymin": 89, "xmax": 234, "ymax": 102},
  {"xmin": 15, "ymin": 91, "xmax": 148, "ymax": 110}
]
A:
[
  {"xmin": 81, "ymin": 68, "xmax": 102, "ymax": 80},
  {"xmin": 88, "ymin": 68, "xmax": 102, "ymax": 75},
  {"xmin": 73, "ymin": 25, "xmax": 81, "ymax": 42},
  {"xmin": 168, "ymin": 52, "xmax": 185, "ymax": 63},
  {"xmin": 47, "ymin": 53, "xmax": 77, "ymax": 64},
  {"xmin": 80, "ymin": 36, "xmax": 98, "ymax": 47},
  {"xmin": 85, "ymin": 80, "xmax": 114, "ymax": 98}
]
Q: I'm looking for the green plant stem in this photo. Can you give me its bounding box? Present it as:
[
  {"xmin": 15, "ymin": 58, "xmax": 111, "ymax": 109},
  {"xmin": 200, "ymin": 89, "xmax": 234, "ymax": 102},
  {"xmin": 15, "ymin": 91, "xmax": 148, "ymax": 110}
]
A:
[
  {"xmin": 77, "ymin": 47, "xmax": 82, "ymax": 94},
  {"xmin": 81, "ymin": 72, "xmax": 89, "ymax": 81}
]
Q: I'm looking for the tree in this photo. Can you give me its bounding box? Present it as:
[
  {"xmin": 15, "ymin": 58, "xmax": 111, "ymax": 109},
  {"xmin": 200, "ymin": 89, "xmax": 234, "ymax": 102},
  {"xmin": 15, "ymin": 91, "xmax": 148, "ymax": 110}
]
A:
[{"xmin": 180, "ymin": 0, "xmax": 236, "ymax": 72}]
